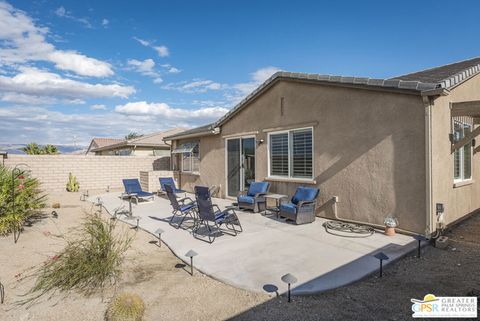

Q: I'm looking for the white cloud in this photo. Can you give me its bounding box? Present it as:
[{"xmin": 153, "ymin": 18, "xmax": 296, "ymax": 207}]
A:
[
  {"xmin": 153, "ymin": 77, "xmax": 163, "ymax": 84},
  {"xmin": 133, "ymin": 37, "xmax": 169, "ymax": 58},
  {"xmin": 55, "ymin": 6, "xmax": 66, "ymax": 17},
  {"xmin": 160, "ymin": 63, "xmax": 181, "ymax": 74},
  {"xmin": 0, "ymin": 2, "xmax": 113, "ymax": 77},
  {"xmin": 0, "ymin": 103, "xmax": 227, "ymax": 145},
  {"xmin": 233, "ymin": 66, "xmax": 281, "ymax": 96},
  {"xmin": 127, "ymin": 58, "xmax": 159, "ymax": 77},
  {"xmin": 115, "ymin": 101, "xmax": 228, "ymax": 122},
  {"xmin": 54, "ymin": 6, "xmax": 92, "ymax": 28},
  {"xmin": 102, "ymin": 18, "xmax": 109, "ymax": 27},
  {"xmin": 48, "ymin": 51, "xmax": 114, "ymax": 77},
  {"xmin": 90, "ymin": 104, "xmax": 107, "ymax": 110},
  {"xmin": 162, "ymin": 79, "xmax": 223, "ymax": 93},
  {"xmin": 154, "ymin": 45, "xmax": 169, "ymax": 57},
  {"xmin": 0, "ymin": 67, "xmax": 135, "ymax": 101},
  {"xmin": 133, "ymin": 37, "xmax": 150, "ymax": 47}
]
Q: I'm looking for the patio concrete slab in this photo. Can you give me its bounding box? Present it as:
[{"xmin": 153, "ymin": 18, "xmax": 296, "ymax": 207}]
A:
[{"xmin": 89, "ymin": 193, "xmax": 417, "ymax": 295}]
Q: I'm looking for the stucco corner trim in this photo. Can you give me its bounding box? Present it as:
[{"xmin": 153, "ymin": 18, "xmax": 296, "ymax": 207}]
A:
[
  {"xmin": 264, "ymin": 176, "xmax": 317, "ymax": 185},
  {"xmin": 453, "ymin": 180, "xmax": 474, "ymax": 188}
]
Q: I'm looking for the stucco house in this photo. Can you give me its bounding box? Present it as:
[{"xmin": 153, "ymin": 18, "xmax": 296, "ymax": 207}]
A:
[
  {"xmin": 87, "ymin": 128, "xmax": 185, "ymax": 156},
  {"xmin": 165, "ymin": 57, "xmax": 480, "ymax": 236}
]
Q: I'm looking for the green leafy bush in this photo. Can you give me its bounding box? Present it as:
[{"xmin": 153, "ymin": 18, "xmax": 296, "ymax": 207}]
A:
[
  {"xmin": 106, "ymin": 292, "xmax": 145, "ymax": 321},
  {"xmin": 22, "ymin": 214, "xmax": 132, "ymax": 303},
  {"xmin": 0, "ymin": 165, "xmax": 46, "ymax": 235}
]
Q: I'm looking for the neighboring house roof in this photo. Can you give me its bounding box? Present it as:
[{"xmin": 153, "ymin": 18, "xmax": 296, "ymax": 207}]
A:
[
  {"xmin": 91, "ymin": 128, "xmax": 186, "ymax": 152},
  {"xmin": 166, "ymin": 57, "xmax": 480, "ymax": 141},
  {"xmin": 86, "ymin": 138, "xmax": 123, "ymax": 154},
  {"xmin": 164, "ymin": 123, "xmax": 216, "ymax": 140}
]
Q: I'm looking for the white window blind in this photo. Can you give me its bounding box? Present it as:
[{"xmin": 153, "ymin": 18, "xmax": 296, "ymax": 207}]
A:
[
  {"xmin": 269, "ymin": 128, "xmax": 313, "ymax": 179},
  {"xmin": 270, "ymin": 133, "xmax": 289, "ymax": 176}
]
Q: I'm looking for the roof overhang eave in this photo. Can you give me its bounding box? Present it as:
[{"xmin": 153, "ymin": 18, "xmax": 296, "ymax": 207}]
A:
[
  {"xmin": 421, "ymin": 87, "xmax": 450, "ymax": 97},
  {"xmin": 164, "ymin": 128, "xmax": 219, "ymax": 141}
]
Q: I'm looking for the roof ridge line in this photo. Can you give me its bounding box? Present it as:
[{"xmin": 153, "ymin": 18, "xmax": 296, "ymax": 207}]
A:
[{"xmin": 437, "ymin": 63, "xmax": 480, "ymax": 88}]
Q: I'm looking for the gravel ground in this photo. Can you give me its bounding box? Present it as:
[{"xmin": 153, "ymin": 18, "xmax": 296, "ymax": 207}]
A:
[{"xmin": 0, "ymin": 191, "xmax": 479, "ymax": 321}]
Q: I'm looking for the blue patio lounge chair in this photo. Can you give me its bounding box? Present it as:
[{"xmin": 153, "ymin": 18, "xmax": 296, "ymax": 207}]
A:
[
  {"xmin": 237, "ymin": 181, "xmax": 270, "ymax": 213},
  {"xmin": 159, "ymin": 177, "xmax": 186, "ymax": 197},
  {"xmin": 165, "ymin": 184, "xmax": 197, "ymax": 229},
  {"xmin": 194, "ymin": 186, "xmax": 243, "ymax": 243},
  {"xmin": 278, "ymin": 186, "xmax": 320, "ymax": 224},
  {"xmin": 122, "ymin": 178, "xmax": 155, "ymax": 204}
]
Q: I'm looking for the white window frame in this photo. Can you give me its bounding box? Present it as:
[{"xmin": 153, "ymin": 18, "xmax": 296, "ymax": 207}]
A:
[
  {"xmin": 181, "ymin": 144, "xmax": 200, "ymax": 174},
  {"xmin": 267, "ymin": 126, "xmax": 314, "ymax": 180},
  {"xmin": 453, "ymin": 120, "xmax": 473, "ymax": 183}
]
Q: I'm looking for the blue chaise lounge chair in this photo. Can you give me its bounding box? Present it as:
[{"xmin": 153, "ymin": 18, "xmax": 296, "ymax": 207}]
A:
[
  {"xmin": 159, "ymin": 177, "xmax": 186, "ymax": 197},
  {"xmin": 122, "ymin": 178, "xmax": 155, "ymax": 204},
  {"xmin": 278, "ymin": 186, "xmax": 320, "ymax": 224},
  {"xmin": 237, "ymin": 181, "xmax": 270, "ymax": 212}
]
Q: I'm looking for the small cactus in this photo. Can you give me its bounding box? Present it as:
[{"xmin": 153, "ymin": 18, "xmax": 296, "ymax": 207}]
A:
[
  {"xmin": 106, "ymin": 293, "xmax": 145, "ymax": 321},
  {"xmin": 66, "ymin": 173, "xmax": 80, "ymax": 192}
]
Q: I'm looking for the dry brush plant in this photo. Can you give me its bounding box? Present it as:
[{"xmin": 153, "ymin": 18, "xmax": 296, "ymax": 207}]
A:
[
  {"xmin": 19, "ymin": 213, "xmax": 133, "ymax": 305},
  {"xmin": 106, "ymin": 292, "xmax": 145, "ymax": 321}
]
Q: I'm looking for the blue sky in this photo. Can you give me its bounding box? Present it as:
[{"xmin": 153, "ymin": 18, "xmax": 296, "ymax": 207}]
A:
[{"xmin": 1, "ymin": 0, "xmax": 479, "ymax": 145}]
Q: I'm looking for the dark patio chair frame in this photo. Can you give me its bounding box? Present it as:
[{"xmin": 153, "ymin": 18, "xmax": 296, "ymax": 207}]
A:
[
  {"xmin": 237, "ymin": 182, "xmax": 270, "ymax": 213},
  {"xmin": 122, "ymin": 178, "xmax": 155, "ymax": 204},
  {"xmin": 165, "ymin": 184, "xmax": 197, "ymax": 229},
  {"xmin": 194, "ymin": 186, "xmax": 243, "ymax": 243},
  {"xmin": 279, "ymin": 187, "xmax": 320, "ymax": 225}
]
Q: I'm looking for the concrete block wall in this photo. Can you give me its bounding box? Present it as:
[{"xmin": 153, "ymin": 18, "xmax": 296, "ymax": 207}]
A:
[{"xmin": 4, "ymin": 155, "xmax": 172, "ymax": 192}]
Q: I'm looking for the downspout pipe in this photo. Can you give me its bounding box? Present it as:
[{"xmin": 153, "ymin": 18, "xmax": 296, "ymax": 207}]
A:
[{"xmin": 423, "ymin": 95, "xmax": 434, "ymax": 237}]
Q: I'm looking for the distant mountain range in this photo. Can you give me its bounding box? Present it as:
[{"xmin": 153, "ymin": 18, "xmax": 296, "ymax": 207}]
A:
[{"xmin": 0, "ymin": 144, "xmax": 87, "ymax": 155}]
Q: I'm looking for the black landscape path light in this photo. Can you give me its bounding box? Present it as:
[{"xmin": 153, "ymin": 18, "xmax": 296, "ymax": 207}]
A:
[
  {"xmin": 95, "ymin": 197, "xmax": 103, "ymax": 213},
  {"xmin": 414, "ymin": 234, "xmax": 427, "ymax": 258},
  {"xmin": 373, "ymin": 252, "xmax": 389, "ymax": 278},
  {"xmin": 281, "ymin": 273, "xmax": 297, "ymax": 303},
  {"xmin": 155, "ymin": 228, "xmax": 164, "ymax": 247},
  {"xmin": 81, "ymin": 190, "xmax": 89, "ymax": 201},
  {"xmin": 134, "ymin": 217, "xmax": 140, "ymax": 230},
  {"xmin": 51, "ymin": 210, "xmax": 58, "ymax": 218},
  {"xmin": 185, "ymin": 250, "xmax": 198, "ymax": 276}
]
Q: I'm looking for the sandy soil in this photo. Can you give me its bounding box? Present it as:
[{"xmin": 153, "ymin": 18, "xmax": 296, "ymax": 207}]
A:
[{"xmin": 0, "ymin": 191, "xmax": 479, "ymax": 321}]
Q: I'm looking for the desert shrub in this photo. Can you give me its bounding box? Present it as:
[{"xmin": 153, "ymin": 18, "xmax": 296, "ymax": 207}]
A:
[
  {"xmin": 0, "ymin": 165, "xmax": 46, "ymax": 235},
  {"xmin": 22, "ymin": 214, "xmax": 132, "ymax": 303},
  {"xmin": 106, "ymin": 292, "xmax": 145, "ymax": 321},
  {"xmin": 66, "ymin": 172, "xmax": 80, "ymax": 192}
]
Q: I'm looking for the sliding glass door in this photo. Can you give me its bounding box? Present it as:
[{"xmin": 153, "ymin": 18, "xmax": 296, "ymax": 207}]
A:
[{"xmin": 226, "ymin": 137, "xmax": 255, "ymax": 197}]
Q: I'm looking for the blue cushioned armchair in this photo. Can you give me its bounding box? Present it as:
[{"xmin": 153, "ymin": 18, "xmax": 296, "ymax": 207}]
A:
[
  {"xmin": 279, "ymin": 186, "xmax": 320, "ymax": 224},
  {"xmin": 237, "ymin": 181, "xmax": 270, "ymax": 213}
]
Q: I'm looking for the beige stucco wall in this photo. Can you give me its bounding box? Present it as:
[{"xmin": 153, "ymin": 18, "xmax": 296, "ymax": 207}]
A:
[
  {"xmin": 175, "ymin": 80, "xmax": 428, "ymax": 233},
  {"xmin": 139, "ymin": 170, "xmax": 177, "ymax": 192},
  {"xmin": 431, "ymin": 73, "xmax": 480, "ymax": 227},
  {"xmin": 4, "ymin": 155, "xmax": 171, "ymax": 192}
]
